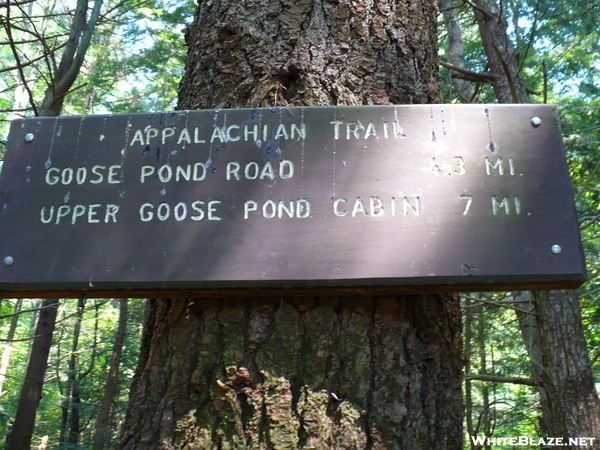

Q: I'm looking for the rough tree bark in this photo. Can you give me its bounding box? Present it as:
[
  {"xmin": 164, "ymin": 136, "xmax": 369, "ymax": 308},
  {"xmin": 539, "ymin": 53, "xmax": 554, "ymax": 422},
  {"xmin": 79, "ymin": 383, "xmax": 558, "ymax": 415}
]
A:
[
  {"xmin": 177, "ymin": 0, "xmax": 440, "ymax": 109},
  {"xmin": 114, "ymin": 1, "xmax": 463, "ymax": 448},
  {"xmin": 116, "ymin": 297, "xmax": 462, "ymax": 449}
]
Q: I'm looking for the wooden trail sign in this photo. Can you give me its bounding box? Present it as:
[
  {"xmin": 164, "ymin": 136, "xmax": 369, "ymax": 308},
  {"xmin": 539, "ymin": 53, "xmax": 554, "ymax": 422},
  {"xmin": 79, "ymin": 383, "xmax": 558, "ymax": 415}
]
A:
[{"xmin": 0, "ymin": 105, "xmax": 586, "ymax": 297}]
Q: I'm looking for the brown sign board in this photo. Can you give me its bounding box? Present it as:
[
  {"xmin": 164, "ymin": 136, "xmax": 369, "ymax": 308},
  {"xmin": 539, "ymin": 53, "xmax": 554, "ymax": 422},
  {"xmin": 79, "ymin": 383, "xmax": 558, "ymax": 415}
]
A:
[{"xmin": 0, "ymin": 105, "xmax": 586, "ymax": 297}]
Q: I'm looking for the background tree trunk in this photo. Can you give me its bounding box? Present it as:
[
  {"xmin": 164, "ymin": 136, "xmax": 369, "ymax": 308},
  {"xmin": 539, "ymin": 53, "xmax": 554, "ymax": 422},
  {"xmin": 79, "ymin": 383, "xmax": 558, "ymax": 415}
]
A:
[
  {"xmin": 38, "ymin": 0, "xmax": 104, "ymax": 116},
  {"xmin": 5, "ymin": 299, "xmax": 59, "ymax": 450},
  {"xmin": 470, "ymin": 0, "xmax": 600, "ymax": 441},
  {"xmin": 115, "ymin": 0, "xmax": 463, "ymax": 448},
  {"xmin": 438, "ymin": 0, "xmax": 475, "ymax": 103},
  {"xmin": 513, "ymin": 291, "xmax": 554, "ymax": 436},
  {"xmin": 64, "ymin": 297, "xmax": 85, "ymax": 448},
  {"xmin": 93, "ymin": 298, "xmax": 129, "ymax": 450},
  {"xmin": 516, "ymin": 290, "xmax": 600, "ymax": 442},
  {"xmin": 0, "ymin": 299, "xmax": 23, "ymax": 396},
  {"xmin": 471, "ymin": 0, "xmax": 529, "ymax": 103}
]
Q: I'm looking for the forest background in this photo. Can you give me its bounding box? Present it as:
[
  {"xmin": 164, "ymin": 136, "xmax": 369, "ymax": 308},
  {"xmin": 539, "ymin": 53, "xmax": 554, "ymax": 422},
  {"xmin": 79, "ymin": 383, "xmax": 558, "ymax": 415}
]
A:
[{"xmin": 0, "ymin": 0, "xmax": 599, "ymax": 448}]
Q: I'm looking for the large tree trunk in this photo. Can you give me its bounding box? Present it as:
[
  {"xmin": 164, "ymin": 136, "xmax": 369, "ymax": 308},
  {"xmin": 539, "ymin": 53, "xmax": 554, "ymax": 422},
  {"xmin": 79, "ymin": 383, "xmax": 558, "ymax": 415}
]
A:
[
  {"xmin": 531, "ymin": 290, "xmax": 600, "ymax": 439},
  {"xmin": 115, "ymin": 1, "xmax": 464, "ymax": 448},
  {"xmin": 177, "ymin": 0, "xmax": 440, "ymax": 109},
  {"xmin": 116, "ymin": 297, "xmax": 462, "ymax": 449}
]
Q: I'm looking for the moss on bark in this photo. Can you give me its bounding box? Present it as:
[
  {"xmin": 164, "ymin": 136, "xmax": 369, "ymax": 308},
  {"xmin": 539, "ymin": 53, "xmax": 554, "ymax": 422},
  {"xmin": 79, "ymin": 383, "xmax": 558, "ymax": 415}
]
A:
[{"xmin": 115, "ymin": 296, "xmax": 462, "ymax": 449}]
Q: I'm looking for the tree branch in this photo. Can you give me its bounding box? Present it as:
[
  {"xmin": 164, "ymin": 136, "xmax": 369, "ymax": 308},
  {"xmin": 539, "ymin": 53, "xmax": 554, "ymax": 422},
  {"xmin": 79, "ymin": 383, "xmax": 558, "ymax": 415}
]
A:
[
  {"xmin": 0, "ymin": 303, "xmax": 57, "ymax": 320},
  {"xmin": 575, "ymin": 157, "xmax": 600, "ymax": 204},
  {"xmin": 2, "ymin": 0, "xmax": 39, "ymax": 115},
  {"xmin": 461, "ymin": 0, "xmax": 492, "ymax": 19},
  {"xmin": 462, "ymin": 295, "xmax": 538, "ymax": 315},
  {"xmin": 0, "ymin": 31, "xmax": 69, "ymax": 45},
  {"xmin": 465, "ymin": 373, "xmax": 541, "ymax": 387},
  {"xmin": 0, "ymin": 0, "xmax": 35, "ymax": 8},
  {"xmin": 0, "ymin": 42, "xmax": 67, "ymax": 74},
  {"xmin": 591, "ymin": 349, "xmax": 600, "ymax": 367},
  {"xmin": 440, "ymin": 60, "xmax": 496, "ymax": 83},
  {"xmin": 579, "ymin": 214, "xmax": 600, "ymax": 230},
  {"xmin": 40, "ymin": 0, "xmax": 104, "ymax": 115}
]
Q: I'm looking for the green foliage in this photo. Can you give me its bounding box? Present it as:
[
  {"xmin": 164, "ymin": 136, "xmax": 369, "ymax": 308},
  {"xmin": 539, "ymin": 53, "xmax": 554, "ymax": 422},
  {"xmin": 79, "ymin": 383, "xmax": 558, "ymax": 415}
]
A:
[
  {"xmin": 0, "ymin": 0, "xmax": 193, "ymax": 155},
  {"xmin": 562, "ymin": 95, "xmax": 600, "ymax": 383},
  {"xmin": 463, "ymin": 294, "xmax": 541, "ymax": 445},
  {"xmin": 62, "ymin": 0, "xmax": 194, "ymax": 115},
  {"xmin": 0, "ymin": 299, "xmax": 145, "ymax": 447}
]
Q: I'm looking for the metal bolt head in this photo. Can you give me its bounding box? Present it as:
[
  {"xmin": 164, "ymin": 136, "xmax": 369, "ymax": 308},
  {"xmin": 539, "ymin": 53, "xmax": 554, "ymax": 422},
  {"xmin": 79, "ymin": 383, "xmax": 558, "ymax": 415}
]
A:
[
  {"xmin": 24, "ymin": 133, "xmax": 35, "ymax": 142},
  {"xmin": 531, "ymin": 117, "xmax": 542, "ymax": 127},
  {"xmin": 3, "ymin": 256, "xmax": 13, "ymax": 267},
  {"xmin": 551, "ymin": 244, "xmax": 562, "ymax": 255}
]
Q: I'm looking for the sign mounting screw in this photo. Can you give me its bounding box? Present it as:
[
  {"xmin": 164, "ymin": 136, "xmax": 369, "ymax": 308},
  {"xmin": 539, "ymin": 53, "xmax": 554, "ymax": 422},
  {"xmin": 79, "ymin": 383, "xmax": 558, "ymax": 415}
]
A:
[
  {"xmin": 531, "ymin": 117, "xmax": 542, "ymax": 127},
  {"xmin": 24, "ymin": 133, "xmax": 35, "ymax": 142},
  {"xmin": 3, "ymin": 256, "xmax": 13, "ymax": 267},
  {"xmin": 551, "ymin": 244, "xmax": 562, "ymax": 255}
]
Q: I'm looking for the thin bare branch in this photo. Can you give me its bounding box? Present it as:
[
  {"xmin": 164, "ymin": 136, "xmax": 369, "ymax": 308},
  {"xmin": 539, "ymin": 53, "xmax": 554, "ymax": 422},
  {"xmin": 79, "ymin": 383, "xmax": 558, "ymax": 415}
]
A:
[
  {"xmin": 462, "ymin": 295, "xmax": 538, "ymax": 315},
  {"xmin": 462, "ymin": 0, "xmax": 492, "ymax": 18},
  {"xmin": 591, "ymin": 349, "xmax": 600, "ymax": 367},
  {"xmin": 465, "ymin": 373, "xmax": 541, "ymax": 387},
  {"xmin": 579, "ymin": 214, "xmax": 600, "ymax": 231},
  {"xmin": 570, "ymin": 125, "xmax": 600, "ymax": 134},
  {"xmin": 2, "ymin": 0, "xmax": 39, "ymax": 115},
  {"xmin": 100, "ymin": 0, "xmax": 147, "ymax": 22},
  {"xmin": 0, "ymin": 42, "xmax": 67, "ymax": 74},
  {"xmin": 440, "ymin": 60, "xmax": 496, "ymax": 83},
  {"xmin": 575, "ymin": 158, "xmax": 600, "ymax": 204},
  {"xmin": 0, "ymin": 107, "xmax": 34, "ymax": 113},
  {"xmin": 14, "ymin": 0, "xmax": 60, "ymax": 83},
  {"xmin": 0, "ymin": 336, "xmax": 37, "ymax": 342},
  {"xmin": 581, "ymin": 286, "xmax": 600, "ymax": 300},
  {"xmin": 0, "ymin": 31, "xmax": 69, "ymax": 45},
  {"xmin": 0, "ymin": 0, "xmax": 35, "ymax": 8},
  {"xmin": 0, "ymin": 303, "xmax": 57, "ymax": 320}
]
